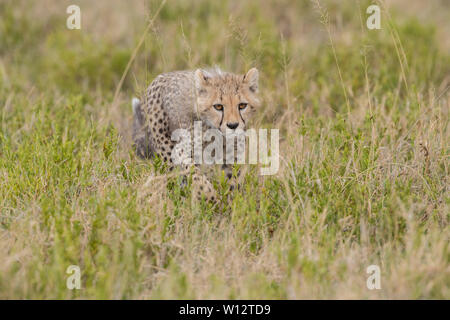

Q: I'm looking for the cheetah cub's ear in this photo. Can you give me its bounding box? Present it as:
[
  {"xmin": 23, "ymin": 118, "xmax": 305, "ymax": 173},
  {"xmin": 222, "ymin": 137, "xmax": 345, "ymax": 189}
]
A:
[
  {"xmin": 194, "ymin": 69, "xmax": 210, "ymax": 95},
  {"xmin": 243, "ymin": 68, "xmax": 259, "ymax": 93}
]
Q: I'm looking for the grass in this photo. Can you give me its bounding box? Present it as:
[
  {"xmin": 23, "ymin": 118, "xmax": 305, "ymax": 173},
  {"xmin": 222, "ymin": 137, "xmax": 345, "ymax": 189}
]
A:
[{"xmin": 0, "ymin": 0, "xmax": 449, "ymax": 299}]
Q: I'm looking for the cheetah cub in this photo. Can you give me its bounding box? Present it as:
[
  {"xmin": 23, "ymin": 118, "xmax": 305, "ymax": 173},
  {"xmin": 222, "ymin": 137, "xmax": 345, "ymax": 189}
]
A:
[{"xmin": 132, "ymin": 67, "xmax": 261, "ymax": 203}]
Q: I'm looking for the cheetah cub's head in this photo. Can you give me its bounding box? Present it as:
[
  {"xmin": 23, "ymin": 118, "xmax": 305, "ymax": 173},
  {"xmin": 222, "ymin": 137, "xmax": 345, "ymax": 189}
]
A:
[{"xmin": 194, "ymin": 68, "xmax": 261, "ymax": 134}]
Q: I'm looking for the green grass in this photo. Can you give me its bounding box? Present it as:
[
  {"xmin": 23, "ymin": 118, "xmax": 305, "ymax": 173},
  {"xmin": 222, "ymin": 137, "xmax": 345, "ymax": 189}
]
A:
[{"xmin": 0, "ymin": 0, "xmax": 448, "ymax": 299}]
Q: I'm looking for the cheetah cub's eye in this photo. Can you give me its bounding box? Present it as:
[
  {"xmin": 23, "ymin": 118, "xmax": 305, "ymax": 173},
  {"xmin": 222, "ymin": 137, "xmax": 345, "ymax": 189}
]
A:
[
  {"xmin": 238, "ymin": 103, "xmax": 248, "ymax": 110},
  {"xmin": 213, "ymin": 104, "xmax": 224, "ymax": 111}
]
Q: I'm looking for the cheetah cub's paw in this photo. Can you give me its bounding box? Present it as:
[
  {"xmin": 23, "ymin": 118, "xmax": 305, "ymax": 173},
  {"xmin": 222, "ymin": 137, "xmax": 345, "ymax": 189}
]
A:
[{"xmin": 191, "ymin": 173, "xmax": 218, "ymax": 204}]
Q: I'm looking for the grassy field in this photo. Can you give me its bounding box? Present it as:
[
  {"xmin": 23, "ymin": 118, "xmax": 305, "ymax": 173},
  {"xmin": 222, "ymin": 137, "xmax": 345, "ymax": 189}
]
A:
[{"xmin": 0, "ymin": 0, "xmax": 449, "ymax": 299}]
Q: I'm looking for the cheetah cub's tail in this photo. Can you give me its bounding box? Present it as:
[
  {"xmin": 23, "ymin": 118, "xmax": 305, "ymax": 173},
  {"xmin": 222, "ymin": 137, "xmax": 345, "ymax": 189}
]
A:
[
  {"xmin": 132, "ymin": 97, "xmax": 144, "ymax": 127},
  {"xmin": 132, "ymin": 98, "xmax": 141, "ymax": 116},
  {"xmin": 132, "ymin": 97, "xmax": 151, "ymax": 158}
]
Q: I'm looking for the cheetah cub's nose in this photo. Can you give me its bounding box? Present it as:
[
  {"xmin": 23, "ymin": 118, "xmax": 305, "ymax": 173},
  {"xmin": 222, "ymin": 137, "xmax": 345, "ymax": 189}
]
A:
[{"xmin": 227, "ymin": 122, "xmax": 239, "ymax": 130}]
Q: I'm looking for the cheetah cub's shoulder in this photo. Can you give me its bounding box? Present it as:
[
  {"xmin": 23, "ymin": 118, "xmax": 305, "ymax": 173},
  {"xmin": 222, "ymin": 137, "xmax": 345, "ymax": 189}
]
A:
[{"xmin": 132, "ymin": 67, "xmax": 261, "ymax": 203}]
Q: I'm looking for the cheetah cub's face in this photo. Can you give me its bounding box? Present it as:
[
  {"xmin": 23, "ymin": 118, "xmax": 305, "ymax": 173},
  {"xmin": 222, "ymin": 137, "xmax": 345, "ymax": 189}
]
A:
[{"xmin": 194, "ymin": 68, "xmax": 261, "ymax": 134}]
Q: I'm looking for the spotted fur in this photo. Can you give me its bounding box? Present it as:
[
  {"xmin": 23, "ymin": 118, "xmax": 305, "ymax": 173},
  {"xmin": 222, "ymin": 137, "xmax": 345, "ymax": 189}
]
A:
[{"xmin": 132, "ymin": 67, "xmax": 261, "ymax": 203}]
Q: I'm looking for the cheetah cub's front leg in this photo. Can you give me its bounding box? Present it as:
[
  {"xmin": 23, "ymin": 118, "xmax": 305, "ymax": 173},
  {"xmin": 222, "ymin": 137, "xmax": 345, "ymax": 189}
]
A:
[
  {"xmin": 133, "ymin": 93, "xmax": 218, "ymax": 204},
  {"xmin": 171, "ymin": 132, "xmax": 218, "ymax": 203}
]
